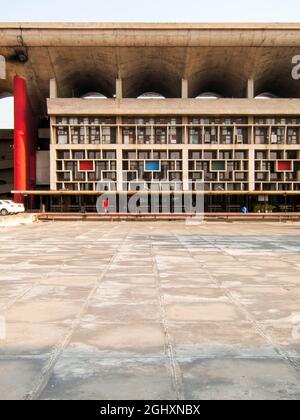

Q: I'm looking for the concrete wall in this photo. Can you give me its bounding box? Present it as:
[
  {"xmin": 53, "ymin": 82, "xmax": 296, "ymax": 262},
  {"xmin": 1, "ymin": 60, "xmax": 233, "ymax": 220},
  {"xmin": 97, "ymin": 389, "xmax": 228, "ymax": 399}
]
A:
[
  {"xmin": 36, "ymin": 151, "xmax": 50, "ymax": 185},
  {"xmin": 47, "ymin": 98, "xmax": 300, "ymax": 116},
  {"xmin": 0, "ymin": 129, "xmax": 13, "ymax": 196}
]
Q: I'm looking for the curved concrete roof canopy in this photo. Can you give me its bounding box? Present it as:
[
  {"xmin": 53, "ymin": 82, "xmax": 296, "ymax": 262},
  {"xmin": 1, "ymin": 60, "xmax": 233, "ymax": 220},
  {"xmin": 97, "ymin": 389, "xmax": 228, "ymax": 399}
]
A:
[{"xmin": 1, "ymin": 23, "xmax": 300, "ymax": 116}]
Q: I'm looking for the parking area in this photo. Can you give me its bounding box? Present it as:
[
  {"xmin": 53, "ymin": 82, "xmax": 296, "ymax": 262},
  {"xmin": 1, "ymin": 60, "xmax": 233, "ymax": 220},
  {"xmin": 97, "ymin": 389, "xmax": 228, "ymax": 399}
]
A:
[{"xmin": 0, "ymin": 220, "xmax": 300, "ymax": 400}]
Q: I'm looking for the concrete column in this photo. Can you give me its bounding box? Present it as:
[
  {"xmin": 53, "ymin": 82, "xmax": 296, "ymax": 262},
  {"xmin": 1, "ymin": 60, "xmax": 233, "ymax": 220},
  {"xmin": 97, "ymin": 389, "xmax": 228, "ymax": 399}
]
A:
[
  {"xmin": 181, "ymin": 79, "xmax": 188, "ymax": 99},
  {"xmin": 14, "ymin": 77, "xmax": 28, "ymax": 203},
  {"xmin": 14, "ymin": 76, "xmax": 37, "ymax": 204},
  {"xmin": 248, "ymin": 148, "xmax": 255, "ymax": 192},
  {"xmin": 116, "ymin": 147, "xmax": 123, "ymax": 192},
  {"xmin": 248, "ymin": 115, "xmax": 255, "ymax": 192},
  {"xmin": 49, "ymin": 78, "xmax": 58, "ymax": 99},
  {"xmin": 116, "ymin": 78, "xmax": 123, "ymax": 99},
  {"xmin": 247, "ymin": 78, "xmax": 254, "ymax": 99},
  {"xmin": 1, "ymin": 56, "xmax": 7, "ymax": 197},
  {"xmin": 49, "ymin": 144, "xmax": 56, "ymax": 190},
  {"xmin": 182, "ymin": 148, "xmax": 189, "ymax": 191},
  {"xmin": 182, "ymin": 116, "xmax": 188, "ymax": 144},
  {"xmin": 116, "ymin": 116, "xmax": 122, "ymax": 144},
  {"xmin": 0, "ymin": 55, "xmax": 6, "ymax": 79}
]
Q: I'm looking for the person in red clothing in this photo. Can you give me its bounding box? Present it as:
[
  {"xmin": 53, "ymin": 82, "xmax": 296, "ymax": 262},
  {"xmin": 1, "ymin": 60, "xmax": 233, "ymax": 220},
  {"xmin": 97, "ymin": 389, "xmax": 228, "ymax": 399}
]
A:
[{"xmin": 103, "ymin": 198, "xmax": 109, "ymax": 213}]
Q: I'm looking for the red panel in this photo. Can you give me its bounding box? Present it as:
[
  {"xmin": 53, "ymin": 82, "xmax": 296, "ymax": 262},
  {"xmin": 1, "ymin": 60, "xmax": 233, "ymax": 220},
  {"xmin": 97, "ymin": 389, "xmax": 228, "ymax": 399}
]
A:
[
  {"xmin": 277, "ymin": 161, "xmax": 292, "ymax": 171},
  {"xmin": 13, "ymin": 76, "xmax": 37, "ymax": 204},
  {"xmin": 79, "ymin": 160, "xmax": 94, "ymax": 171},
  {"xmin": 14, "ymin": 77, "xmax": 27, "ymax": 203}
]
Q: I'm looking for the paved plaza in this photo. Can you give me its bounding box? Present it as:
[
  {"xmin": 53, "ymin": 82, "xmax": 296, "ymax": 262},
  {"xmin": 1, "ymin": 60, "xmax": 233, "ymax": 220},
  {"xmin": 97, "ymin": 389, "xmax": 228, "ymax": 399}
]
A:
[{"xmin": 0, "ymin": 220, "xmax": 300, "ymax": 400}]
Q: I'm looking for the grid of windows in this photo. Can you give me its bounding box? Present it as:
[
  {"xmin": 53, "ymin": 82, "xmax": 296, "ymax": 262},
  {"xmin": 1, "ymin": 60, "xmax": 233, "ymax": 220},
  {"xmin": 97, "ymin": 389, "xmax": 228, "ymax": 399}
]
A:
[
  {"xmin": 56, "ymin": 149, "xmax": 117, "ymax": 191},
  {"xmin": 188, "ymin": 150, "xmax": 249, "ymax": 191},
  {"xmin": 55, "ymin": 117, "xmax": 116, "ymax": 145},
  {"xmin": 122, "ymin": 150, "xmax": 182, "ymax": 190},
  {"xmin": 254, "ymin": 150, "xmax": 300, "ymax": 191},
  {"xmin": 51, "ymin": 115, "xmax": 300, "ymax": 193}
]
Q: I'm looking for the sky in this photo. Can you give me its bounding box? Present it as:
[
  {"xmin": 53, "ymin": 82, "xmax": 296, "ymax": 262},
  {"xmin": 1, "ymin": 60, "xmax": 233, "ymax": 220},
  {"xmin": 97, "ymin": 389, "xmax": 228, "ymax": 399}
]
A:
[
  {"xmin": 1, "ymin": 0, "xmax": 300, "ymax": 128},
  {"xmin": 0, "ymin": 0, "xmax": 300, "ymax": 23}
]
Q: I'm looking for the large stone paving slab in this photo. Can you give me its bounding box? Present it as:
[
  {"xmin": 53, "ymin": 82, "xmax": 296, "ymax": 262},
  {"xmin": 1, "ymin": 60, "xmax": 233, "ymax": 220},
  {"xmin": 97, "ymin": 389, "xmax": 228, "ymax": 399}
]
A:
[
  {"xmin": 180, "ymin": 358, "xmax": 300, "ymax": 400},
  {"xmin": 0, "ymin": 358, "xmax": 48, "ymax": 400},
  {"xmin": 39, "ymin": 355, "xmax": 175, "ymax": 400},
  {"xmin": 0, "ymin": 221, "xmax": 300, "ymax": 400}
]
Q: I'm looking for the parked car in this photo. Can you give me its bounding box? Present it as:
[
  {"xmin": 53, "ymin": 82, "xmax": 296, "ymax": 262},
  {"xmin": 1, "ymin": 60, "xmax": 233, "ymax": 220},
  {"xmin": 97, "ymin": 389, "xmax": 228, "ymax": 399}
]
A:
[{"xmin": 0, "ymin": 200, "xmax": 25, "ymax": 216}]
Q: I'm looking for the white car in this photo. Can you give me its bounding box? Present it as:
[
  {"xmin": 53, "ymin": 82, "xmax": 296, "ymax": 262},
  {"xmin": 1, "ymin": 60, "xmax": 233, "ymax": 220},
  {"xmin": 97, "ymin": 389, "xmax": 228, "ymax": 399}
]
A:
[{"xmin": 0, "ymin": 200, "xmax": 25, "ymax": 216}]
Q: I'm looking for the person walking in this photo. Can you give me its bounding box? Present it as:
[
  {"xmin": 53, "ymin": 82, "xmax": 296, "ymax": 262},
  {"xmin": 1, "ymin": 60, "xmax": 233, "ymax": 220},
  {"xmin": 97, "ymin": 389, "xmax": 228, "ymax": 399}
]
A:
[{"xmin": 103, "ymin": 198, "xmax": 109, "ymax": 213}]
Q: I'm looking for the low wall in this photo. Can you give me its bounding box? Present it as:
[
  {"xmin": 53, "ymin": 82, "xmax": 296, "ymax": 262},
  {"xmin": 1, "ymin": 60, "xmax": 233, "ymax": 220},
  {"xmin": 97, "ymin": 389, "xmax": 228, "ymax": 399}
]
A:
[
  {"xmin": 0, "ymin": 213, "xmax": 37, "ymax": 227},
  {"xmin": 36, "ymin": 212, "xmax": 300, "ymax": 222}
]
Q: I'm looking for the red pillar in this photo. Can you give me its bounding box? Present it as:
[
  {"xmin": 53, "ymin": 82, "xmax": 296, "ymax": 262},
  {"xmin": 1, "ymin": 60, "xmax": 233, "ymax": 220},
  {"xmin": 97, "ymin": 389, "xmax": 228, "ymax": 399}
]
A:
[{"xmin": 14, "ymin": 76, "xmax": 36, "ymax": 204}]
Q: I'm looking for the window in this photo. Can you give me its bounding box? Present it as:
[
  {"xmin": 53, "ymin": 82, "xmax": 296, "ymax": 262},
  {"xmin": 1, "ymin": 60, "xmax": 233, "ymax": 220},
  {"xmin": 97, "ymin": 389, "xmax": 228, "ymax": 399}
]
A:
[
  {"xmin": 73, "ymin": 151, "xmax": 85, "ymax": 160},
  {"xmin": 145, "ymin": 161, "xmax": 160, "ymax": 171},
  {"xmin": 211, "ymin": 161, "xmax": 226, "ymax": 171},
  {"xmin": 79, "ymin": 161, "xmax": 94, "ymax": 171}
]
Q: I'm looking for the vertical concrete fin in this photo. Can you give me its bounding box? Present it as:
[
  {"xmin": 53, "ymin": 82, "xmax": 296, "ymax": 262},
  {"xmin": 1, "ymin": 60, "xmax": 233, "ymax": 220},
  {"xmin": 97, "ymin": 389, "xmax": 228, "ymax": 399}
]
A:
[
  {"xmin": 116, "ymin": 78, "xmax": 123, "ymax": 99},
  {"xmin": 49, "ymin": 78, "xmax": 58, "ymax": 99},
  {"xmin": 181, "ymin": 79, "xmax": 188, "ymax": 99},
  {"xmin": 247, "ymin": 78, "xmax": 255, "ymax": 99},
  {"xmin": 0, "ymin": 55, "xmax": 6, "ymax": 80}
]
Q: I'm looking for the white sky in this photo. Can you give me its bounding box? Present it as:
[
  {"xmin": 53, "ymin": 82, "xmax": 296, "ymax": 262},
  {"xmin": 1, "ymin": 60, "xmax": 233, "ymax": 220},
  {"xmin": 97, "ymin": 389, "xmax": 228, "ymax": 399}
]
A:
[
  {"xmin": 0, "ymin": 97, "xmax": 13, "ymax": 129},
  {"xmin": 1, "ymin": 0, "xmax": 300, "ymax": 128},
  {"xmin": 1, "ymin": 0, "xmax": 300, "ymax": 22}
]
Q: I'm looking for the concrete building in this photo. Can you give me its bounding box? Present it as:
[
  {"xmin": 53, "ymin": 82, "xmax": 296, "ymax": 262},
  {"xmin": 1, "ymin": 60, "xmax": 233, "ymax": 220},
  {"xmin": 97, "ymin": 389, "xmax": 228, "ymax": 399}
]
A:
[{"xmin": 1, "ymin": 23, "xmax": 300, "ymax": 212}]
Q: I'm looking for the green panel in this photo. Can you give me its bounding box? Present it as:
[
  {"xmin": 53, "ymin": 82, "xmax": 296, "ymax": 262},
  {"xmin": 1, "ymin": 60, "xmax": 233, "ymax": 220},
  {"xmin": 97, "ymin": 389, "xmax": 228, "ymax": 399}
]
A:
[{"xmin": 212, "ymin": 161, "xmax": 225, "ymax": 171}]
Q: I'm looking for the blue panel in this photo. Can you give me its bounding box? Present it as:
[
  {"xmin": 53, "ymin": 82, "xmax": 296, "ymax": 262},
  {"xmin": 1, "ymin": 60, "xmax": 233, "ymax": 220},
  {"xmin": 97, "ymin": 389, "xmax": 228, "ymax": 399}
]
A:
[{"xmin": 145, "ymin": 160, "xmax": 160, "ymax": 171}]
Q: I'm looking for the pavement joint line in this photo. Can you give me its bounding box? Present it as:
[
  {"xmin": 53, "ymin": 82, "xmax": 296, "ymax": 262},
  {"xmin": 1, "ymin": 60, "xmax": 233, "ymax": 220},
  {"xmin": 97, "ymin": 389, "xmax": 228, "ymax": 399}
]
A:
[
  {"xmin": 1, "ymin": 354, "xmax": 299, "ymax": 361},
  {"xmin": 23, "ymin": 224, "xmax": 127, "ymax": 400},
  {"xmin": 177, "ymin": 229, "xmax": 300, "ymax": 376},
  {"xmin": 149, "ymin": 228, "xmax": 184, "ymax": 401}
]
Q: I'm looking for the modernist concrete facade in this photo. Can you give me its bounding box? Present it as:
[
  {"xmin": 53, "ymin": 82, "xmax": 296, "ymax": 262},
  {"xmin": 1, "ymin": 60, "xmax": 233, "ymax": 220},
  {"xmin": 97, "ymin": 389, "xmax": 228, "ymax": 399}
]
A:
[{"xmin": 1, "ymin": 23, "xmax": 300, "ymax": 211}]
